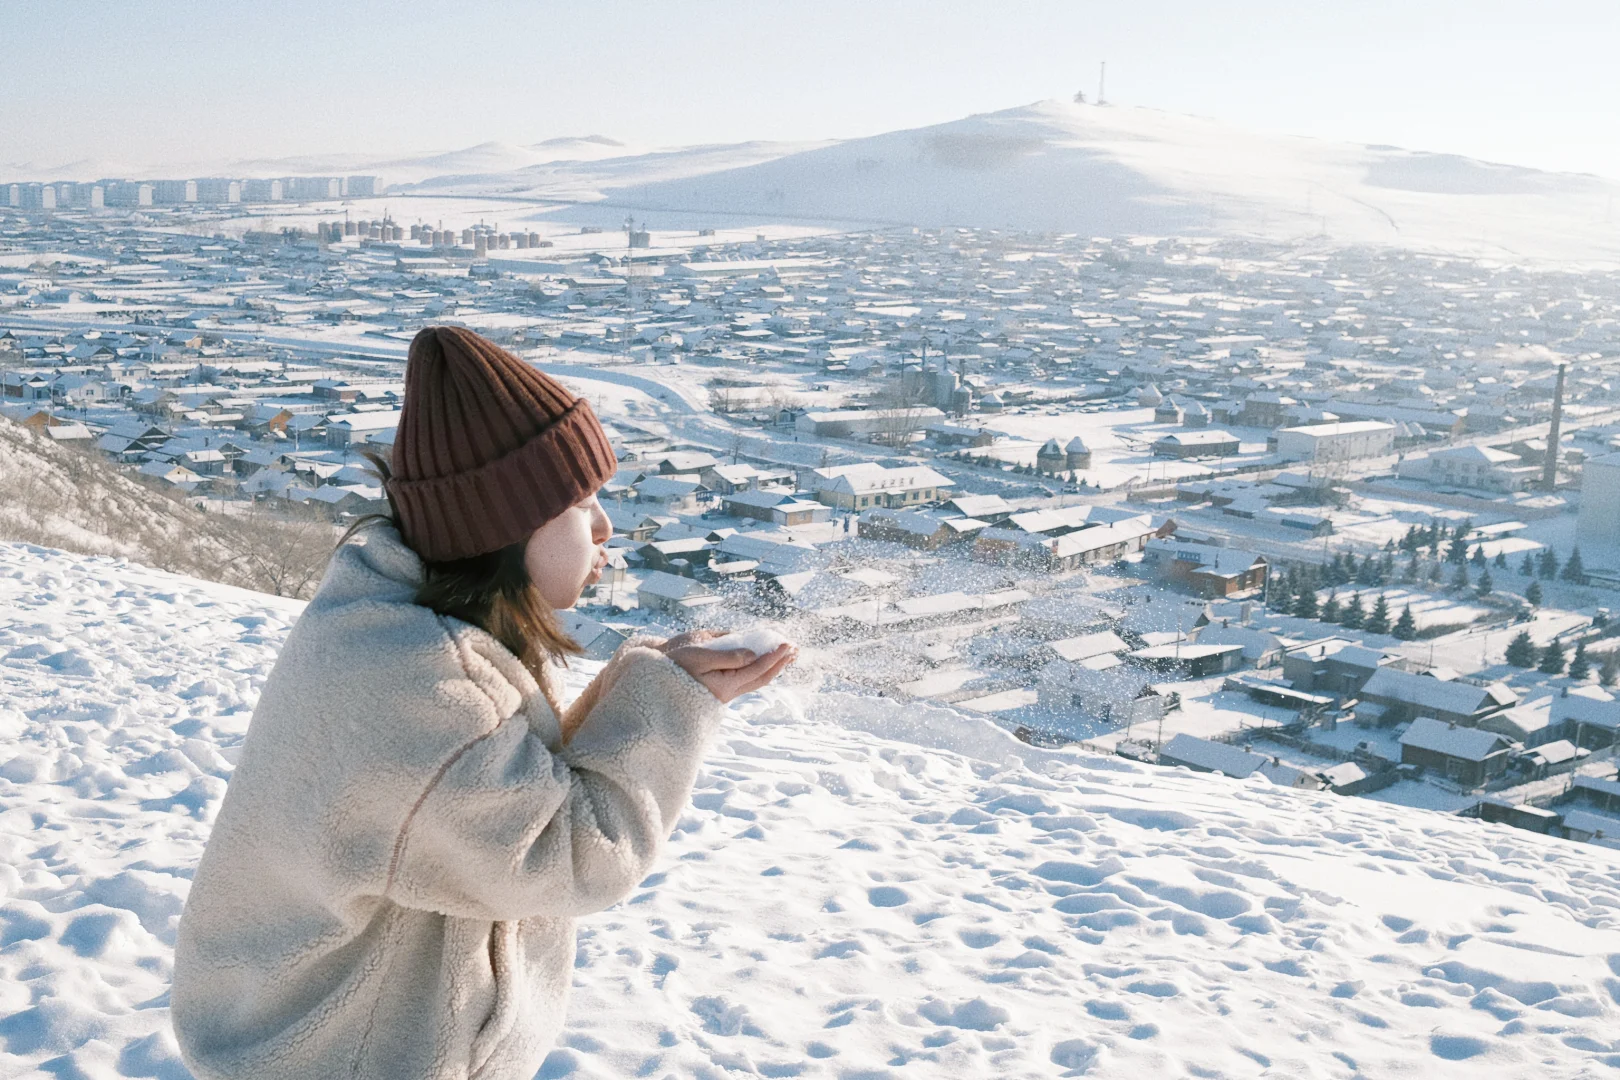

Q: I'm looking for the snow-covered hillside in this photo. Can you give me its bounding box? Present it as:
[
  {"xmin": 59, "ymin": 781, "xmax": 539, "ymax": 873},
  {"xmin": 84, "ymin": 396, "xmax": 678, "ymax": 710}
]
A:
[
  {"xmin": 376, "ymin": 100, "xmax": 1618, "ymax": 264},
  {"xmin": 3, "ymin": 541, "xmax": 1620, "ymax": 1079},
  {"xmin": 574, "ymin": 100, "xmax": 1620, "ymax": 264},
  {"xmin": 0, "ymin": 416, "xmax": 329, "ymax": 599}
]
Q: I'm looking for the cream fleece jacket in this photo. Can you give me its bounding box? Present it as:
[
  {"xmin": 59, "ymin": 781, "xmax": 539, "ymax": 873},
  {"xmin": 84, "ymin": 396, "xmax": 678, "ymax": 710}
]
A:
[{"xmin": 171, "ymin": 524, "xmax": 727, "ymax": 1080}]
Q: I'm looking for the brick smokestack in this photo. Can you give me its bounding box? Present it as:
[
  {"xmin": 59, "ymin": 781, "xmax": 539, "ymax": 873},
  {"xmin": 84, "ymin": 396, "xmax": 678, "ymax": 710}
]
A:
[{"xmin": 1544, "ymin": 363, "xmax": 1566, "ymax": 492}]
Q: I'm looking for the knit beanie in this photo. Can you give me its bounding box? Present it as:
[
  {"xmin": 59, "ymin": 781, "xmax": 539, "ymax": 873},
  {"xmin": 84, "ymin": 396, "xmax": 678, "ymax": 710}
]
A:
[{"xmin": 386, "ymin": 326, "xmax": 617, "ymax": 562}]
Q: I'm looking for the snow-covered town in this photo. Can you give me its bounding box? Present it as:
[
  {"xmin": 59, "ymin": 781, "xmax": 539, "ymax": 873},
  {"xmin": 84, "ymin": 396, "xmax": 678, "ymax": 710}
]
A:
[
  {"xmin": 7, "ymin": 8, "xmax": 1620, "ymax": 1076},
  {"xmin": 9, "ymin": 185, "xmax": 1620, "ymax": 841}
]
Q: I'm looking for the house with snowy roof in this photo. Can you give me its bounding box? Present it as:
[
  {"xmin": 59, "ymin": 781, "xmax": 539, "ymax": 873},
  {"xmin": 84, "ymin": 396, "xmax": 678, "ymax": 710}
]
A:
[
  {"xmin": 811, "ymin": 462, "xmax": 954, "ymax": 511},
  {"xmin": 1282, "ymin": 637, "xmax": 1391, "ymax": 697},
  {"xmin": 943, "ymin": 493, "xmax": 1014, "ymax": 524},
  {"xmin": 1159, "ymin": 734, "xmax": 1324, "ymax": 790},
  {"xmin": 136, "ymin": 460, "xmax": 206, "ymax": 492},
  {"xmin": 1398, "ymin": 717, "xmax": 1516, "ymax": 787},
  {"xmin": 1143, "ymin": 539, "xmax": 1268, "ymax": 598},
  {"xmin": 721, "ymin": 488, "xmax": 830, "ymax": 526},
  {"xmin": 1400, "ymin": 444, "xmax": 1539, "ymax": 493},
  {"xmin": 635, "ymin": 571, "xmax": 723, "ymax": 619},
  {"xmin": 857, "ymin": 508, "xmax": 986, "ymax": 550},
  {"xmin": 605, "ymin": 506, "xmax": 665, "ymax": 541},
  {"xmin": 1152, "ymin": 430, "xmax": 1240, "ymax": 459},
  {"xmin": 633, "ymin": 475, "xmax": 709, "ymax": 515},
  {"xmin": 700, "ymin": 462, "xmax": 785, "ymax": 495},
  {"xmin": 1358, "ymin": 667, "xmax": 1516, "ymax": 728},
  {"xmin": 325, "ymin": 409, "xmax": 402, "ymax": 449},
  {"xmin": 635, "ymin": 536, "xmax": 716, "ymax": 575},
  {"xmin": 1549, "ymin": 686, "xmax": 1620, "ymax": 749}
]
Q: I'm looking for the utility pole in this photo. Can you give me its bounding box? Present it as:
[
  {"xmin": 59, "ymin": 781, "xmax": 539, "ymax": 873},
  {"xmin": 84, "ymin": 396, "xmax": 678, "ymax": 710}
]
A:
[{"xmin": 1098, "ymin": 61, "xmax": 1107, "ymax": 106}]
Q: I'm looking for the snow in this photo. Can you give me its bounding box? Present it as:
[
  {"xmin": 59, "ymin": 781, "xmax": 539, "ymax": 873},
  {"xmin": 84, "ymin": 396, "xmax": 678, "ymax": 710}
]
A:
[
  {"xmin": 700, "ymin": 627, "xmax": 793, "ymax": 655},
  {"xmin": 5, "ymin": 540, "xmax": 1620, "ymax": 1078}
]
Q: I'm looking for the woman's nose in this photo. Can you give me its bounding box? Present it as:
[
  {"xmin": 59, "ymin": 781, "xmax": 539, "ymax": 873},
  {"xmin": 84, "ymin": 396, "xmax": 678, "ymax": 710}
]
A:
[{"xmin": 591, "ymin": 504, "xmax": 612, "ymax": 543}]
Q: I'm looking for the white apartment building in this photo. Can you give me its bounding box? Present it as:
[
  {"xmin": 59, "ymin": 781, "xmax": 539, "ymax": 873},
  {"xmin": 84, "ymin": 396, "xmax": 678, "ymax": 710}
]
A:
[
  {"xmin": 812, "ymin": 462, "xmax": 955, "ymax": 510},
  {"xmin": 1275, "ymin": 420, "xmax": 1395, "ymax": 463},
  {"xmin": 1578, "ymin": 452, "xmax": 1620, "ymax": 570}
]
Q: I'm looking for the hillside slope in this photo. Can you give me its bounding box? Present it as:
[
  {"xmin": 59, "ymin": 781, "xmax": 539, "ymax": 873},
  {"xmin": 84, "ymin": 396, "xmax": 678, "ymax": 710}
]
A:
[
  {"xmin": 0, "ymin": 416, "xmax": 331, "ymax": 597},
  {"xmin": 417, "ymin": 100, "xmax": 1620, "ymax": 263},
  {"xmin": 2, "ymin": 541, "xmax": 1619, "ymax": 1078},
  {"xmin": 603, "ymin": 101, "xmax": 1620, "ymax": 263}
]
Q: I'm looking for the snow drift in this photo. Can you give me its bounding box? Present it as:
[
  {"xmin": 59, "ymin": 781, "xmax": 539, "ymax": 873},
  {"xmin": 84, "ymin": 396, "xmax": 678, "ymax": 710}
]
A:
[{"xmin": 3, "ymin": 541, "xmax": 1620, "ymax": 1078}]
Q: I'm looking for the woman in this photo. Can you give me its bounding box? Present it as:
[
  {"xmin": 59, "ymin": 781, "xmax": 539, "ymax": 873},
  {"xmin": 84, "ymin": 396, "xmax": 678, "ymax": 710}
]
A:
[{"xmin": 172, "ymin": 326, "xmax": 795, "ymax": 1080}]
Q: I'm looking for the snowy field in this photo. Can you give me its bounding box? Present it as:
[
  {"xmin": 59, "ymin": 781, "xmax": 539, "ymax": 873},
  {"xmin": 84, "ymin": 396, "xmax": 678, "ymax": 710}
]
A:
[{"xmin": 4, "ymin": 542, "xmax": 1620, "ymax": 1078}]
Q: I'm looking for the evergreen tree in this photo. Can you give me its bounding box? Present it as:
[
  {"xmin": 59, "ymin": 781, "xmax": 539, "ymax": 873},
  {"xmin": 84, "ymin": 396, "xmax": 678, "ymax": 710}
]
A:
[
  {"xmin": 1600, "ymin": 651, "xmax": 1620, "ymax": 688},
  {"xmin": 1505, "ymin": 631, "xmax": 1537, "ymax": 667},
  {"xmin": 1526, "ymin": 580, "xmax": 1543, "ymax": 607},
  {"xmin": 1494, "ymin": 551, "xmax": 1508, "ymax": 569},
  {"xmin": 1450, "ymin": 564, "xmax": 1470, "ymax": 592},
  {"xmin": 1392, "ymin": 605, "xmax": 1417, "ymax": 640},
  {"xmin": 1341, "ymin": 592, "xmax": 1365, "ymax": 629},
  {"xmin": 1400, "ymin": 558, "xmax": 1419, "ymax": 584},
  {"xmin": 1379, "ymin": 552, "xmax": 1395, "ymax": 581},
  {"xmin": 1427, "ymin": 560, "xmax": 1444, "ymax": 584},
  {"xmin": 1469, "ymin": 546, "xmax": 1486, "ymax": 568},
  {"xmin": 1320, "ymin": 591, "xmax": 1341, "ymax": 623},
  {"xmin": 1538, "ymin": 641, "xmax": 1567, "ymax": 675},
  {"xmin": 1476, "ymin": 567, "xmax": 1493, "ymax": 597},
  {"xmin": 1455, "ymin": 518, "xmax": 1474, "ymax": 540},
  {"xmin": 1357, "ymin": 556, "xmax": 1379, "ymax": 586},
  {"xmin": 1520, "ymin": 553, "xmax": 1536, "ymax": 576},
  {"xmin": 1563, "ymin": 547, "xmax": 1587, "ymax": 584},
  {"xmin": 1446, "ymin": 534, "xmax": 1469, "ymax": 564},
  {"xmin": 1400, "ymin": 526, "xmax": 1420, "ymax": 554},
  {"xmin": 1366, "ymin": 594, "xmax": 1391, "ymax": 635},
  {"xmin": 1539, "ymin": 549, "xmax": 1560, "ymax": 580},
  {"xmin": 1568, "ymin": 641, "xmax": 1592, "ymax": 681},
  {"xmin": 1294, "ymin": 588, "xmax": 1318, "ymax": 620}
]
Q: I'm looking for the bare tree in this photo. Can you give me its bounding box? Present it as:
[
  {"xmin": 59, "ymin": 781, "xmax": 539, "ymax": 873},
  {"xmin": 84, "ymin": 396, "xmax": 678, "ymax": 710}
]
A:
[
  {"xmin": 709, "ymin": 385, "xmax": 737, "ymax": 415},
  {"xmin": 221, "ymin": 500, "xmax": 336, "ymax": 598},
  {"xmin": 870, "ymin": 373, "xmax": 932, "ymax": 448}
]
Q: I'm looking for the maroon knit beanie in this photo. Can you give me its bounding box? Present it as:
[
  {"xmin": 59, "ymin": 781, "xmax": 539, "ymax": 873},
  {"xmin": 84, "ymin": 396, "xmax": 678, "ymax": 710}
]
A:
[{"xmin": 387, "ymin": 326, "xmax": 617, "ymax": 562}]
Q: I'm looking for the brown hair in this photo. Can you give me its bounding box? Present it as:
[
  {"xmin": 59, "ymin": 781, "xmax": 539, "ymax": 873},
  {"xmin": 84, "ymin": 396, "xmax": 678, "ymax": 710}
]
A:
[{"xmin": 338, "ymin": 451, "xmax": 581, "ymax": 696}]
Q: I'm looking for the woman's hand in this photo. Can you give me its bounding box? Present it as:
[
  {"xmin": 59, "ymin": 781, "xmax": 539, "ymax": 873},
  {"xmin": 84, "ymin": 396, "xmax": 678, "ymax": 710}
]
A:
[
  {"xmin": 650, "ymin": 629, "xmax": 721, "ymax": 654},
  {"xmin": 666, "ymin": 641, "xmax": 797, "ymax": 704}
]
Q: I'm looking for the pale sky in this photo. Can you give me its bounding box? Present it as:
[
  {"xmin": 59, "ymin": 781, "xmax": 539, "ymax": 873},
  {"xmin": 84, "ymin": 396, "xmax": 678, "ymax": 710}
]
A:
[{"xmin": 5, "ymin": 0, "xmax": 1619, "ymax": 179}]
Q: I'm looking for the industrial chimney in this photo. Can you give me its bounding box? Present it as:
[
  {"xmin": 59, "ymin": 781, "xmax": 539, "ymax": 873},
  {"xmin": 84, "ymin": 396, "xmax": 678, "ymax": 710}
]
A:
[{"xmin": 1544, "ymin": 363, "xmax": 1566, "ymax": 492}]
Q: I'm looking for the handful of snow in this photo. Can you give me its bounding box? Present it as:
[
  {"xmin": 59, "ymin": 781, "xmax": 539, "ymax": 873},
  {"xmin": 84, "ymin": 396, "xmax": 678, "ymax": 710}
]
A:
[{"xmin": 699, "ymin": 628, "xmax": 793, "ymax": 655}]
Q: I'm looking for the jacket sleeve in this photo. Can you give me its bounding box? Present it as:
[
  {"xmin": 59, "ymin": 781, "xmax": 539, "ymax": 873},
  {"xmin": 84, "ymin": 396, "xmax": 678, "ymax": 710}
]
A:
[{"xmin": 386, "ymin": 646, "xmax": 726, "ymax": 921}]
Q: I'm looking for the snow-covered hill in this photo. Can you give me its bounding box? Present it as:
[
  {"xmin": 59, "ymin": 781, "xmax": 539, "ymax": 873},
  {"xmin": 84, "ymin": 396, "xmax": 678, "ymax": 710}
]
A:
[
  {"xmin": 567, "ymin": 100, "xmax": 1620, "ymax": 264},
  {"xmin": 0, "ymin": 416, "xmax": 329, "ymax": 599},
  {"xmin": 3, "ymin": 540, "xmax": 1620, "ymax": 1079}
]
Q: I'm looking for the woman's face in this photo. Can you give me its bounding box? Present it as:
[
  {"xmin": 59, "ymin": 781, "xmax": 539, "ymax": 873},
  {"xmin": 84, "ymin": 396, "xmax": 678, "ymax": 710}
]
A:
[{"xmin": 524, "ymin": 494, "xmax": 612, "ymax": 610}]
